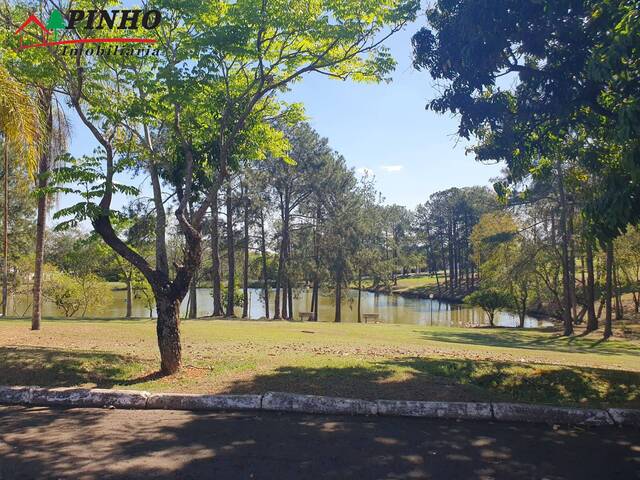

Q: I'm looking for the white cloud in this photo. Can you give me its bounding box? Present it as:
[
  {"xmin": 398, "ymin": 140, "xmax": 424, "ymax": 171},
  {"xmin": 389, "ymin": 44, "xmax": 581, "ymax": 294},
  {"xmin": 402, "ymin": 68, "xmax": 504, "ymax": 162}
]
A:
[{"xmin": 380, "ymin": 165, "xmax": 404, "ymax": 173}]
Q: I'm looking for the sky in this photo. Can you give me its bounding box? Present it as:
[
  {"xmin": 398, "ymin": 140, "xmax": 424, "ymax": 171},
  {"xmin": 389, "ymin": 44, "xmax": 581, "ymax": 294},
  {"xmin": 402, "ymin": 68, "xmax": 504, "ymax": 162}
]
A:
[{"xmin": 65, "ymin": 14, "xmax": 504, "ymax": 211}]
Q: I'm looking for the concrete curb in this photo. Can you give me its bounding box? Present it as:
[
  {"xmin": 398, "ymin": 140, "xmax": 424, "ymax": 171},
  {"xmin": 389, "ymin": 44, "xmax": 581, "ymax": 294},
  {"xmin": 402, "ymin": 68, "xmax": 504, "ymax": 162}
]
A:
[
  {"xmin": 147, "ymin": 393, "xmax": 261, "ymax": 411},
  {"xmin": 0, "ymin": 386, "xmax": 150, "ymax": 409},
  {"xmin": 491, "ymin": 402, "xmax": 614, "ymax": 426},
  {"xmin": 377, "ymin": 400, "xmax": 492, "ymax": 420},
  {"xmin": 32, "ymin": 387, "xmax": 150, "ymax": 409},
  {"xmin": 262, "ymin": 392, "xmax": 378, "ymax": 415},
  {"xmin": 607, "ymin": 408, "xmax": 640, "ymax": 428},
  {"xmin": 0, "ymin": 386, "xmax": 636, "ymax": 427}
]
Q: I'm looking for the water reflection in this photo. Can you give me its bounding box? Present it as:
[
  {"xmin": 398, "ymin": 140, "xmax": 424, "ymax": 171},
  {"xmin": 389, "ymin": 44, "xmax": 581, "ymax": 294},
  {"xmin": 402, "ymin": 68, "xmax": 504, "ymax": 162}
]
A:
[{"xmin": 8, "ymin": 287, "xmax": 551, "ymax": 328}]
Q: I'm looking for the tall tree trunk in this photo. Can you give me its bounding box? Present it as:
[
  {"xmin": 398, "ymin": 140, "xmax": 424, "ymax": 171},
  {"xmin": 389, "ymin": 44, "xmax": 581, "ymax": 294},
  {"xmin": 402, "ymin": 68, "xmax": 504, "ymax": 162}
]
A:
[
  {"xmin": 310, "ymin": 284, "xmax": 317, "ymax": 315},
  {"xmin": 156, "ymin": 294, "xmax": 182, "ymax": 374},
  {"xmin": 357, "ymin": 270, "xmax": 362, "ymax": 323},
  {"xmin": 210, "ymin": 184, "xmax": 223, "ymax": 316},
  {"xmin": 286, "ymin": 232, "xmax": 293, "ymax": 319},
  {"xmin": 125, "ymin": 275, "xmax": 133, "ymax": 318},
  {"xmin": 149, "ymin": 162, "xmax": 169, "ymax": 276},
  {"xmin": 273, "ymin": 237, "xmax": 283, "ymax": 319},
  {"xmin": 1, "ymin": 141, "xmax": 7, "ymax": 317},
  {"xmin": 282, "ymin": 280, "xmax": 289, "ymax": 319},
  {"xmin": 31, "ymin": 89, "xmax": 53, "ymax": 330},
  {"xmin": 313, "ymin": 280, "xmax": 319, "ymax": 321},
  {"xmin": 287, "ymin": 281, "xmax": 293, "ymax": 320},
  {"xmin": 448, "ymin": 221, "xmax": 454, "ymax": 292},
  {"xmin": 242, "ymin": 194, "xmax": 249, "ymax": 319},
  {"xmin": 613, "ymin": 260, "xmax": 623, "ymax": 320},
  {"xmin": 187, "ymin": 273, "xmax": 197, "ymax": 319},
  {"xmin": 568, "ymin": 208, "xmax": 578, "ymax": 322},
  {"xmin": 334, "ymin": 271, "xmax": 342, "ymax": 323},
  {"xmin": 604, "ymin": 241, "xmax": 614, "ymax": 339},
  {"xmin": 585, "ymin": 239, "xmax": 598, "ymax": 332},
  {"xmin": 556, "ymin": 159, "xmax": 574, "ymax": 336},
  {"xmin": 259, "ymin": 210, "xmax": 269, "ymax": 318},
  {"xmin": 275, "ymin": 194, "xmax": 291, "ymax": 319},
  {"xmin": 471, "ymin": 263, "xmax": 475, "ymax": 288},
  {"xmin": 31, "ymin": 176, "xmax": 47, "ymax": 326},
  {"xmin": 311, "ymin": 205, "xmax": 320, "ymax": 321},
  {"xmin": 282, "ymin": 196, "xmax": 291, "ymax": 319},
  {"xmin": 225, "ymin": 181, "xmax": 236, "ymax": 317}
]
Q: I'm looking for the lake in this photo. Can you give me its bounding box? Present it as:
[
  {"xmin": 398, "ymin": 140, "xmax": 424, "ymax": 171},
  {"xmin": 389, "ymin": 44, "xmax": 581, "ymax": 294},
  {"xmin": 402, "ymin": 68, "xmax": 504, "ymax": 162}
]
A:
[{"xmin": 7, "ymin": 287, "xmax": 552, "ymax": 328}]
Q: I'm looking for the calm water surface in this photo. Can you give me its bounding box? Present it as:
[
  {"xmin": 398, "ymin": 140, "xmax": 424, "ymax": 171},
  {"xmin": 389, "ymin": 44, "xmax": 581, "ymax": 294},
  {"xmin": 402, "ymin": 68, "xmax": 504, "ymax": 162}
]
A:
[{"xmin": 7, "ymin": 287, "xmax": 551, "ymax": 328}]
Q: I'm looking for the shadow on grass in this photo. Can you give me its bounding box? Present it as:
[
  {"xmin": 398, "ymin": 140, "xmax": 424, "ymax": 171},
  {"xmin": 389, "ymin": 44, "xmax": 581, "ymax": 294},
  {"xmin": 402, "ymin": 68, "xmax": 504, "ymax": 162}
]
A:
[
  {"xmin": 1, "ymin": 347, "xmax": 639, "ymax": 408},
  {"xmin": 416, "ymin": 329, "xmax": 640, "ymax": 357},
  {"xmin": 0, "ymin": 346, "xmax": 149, "ymax": 388},
  {"xmin": 223, "ymin": 357, "xmax": 640, "ymax": 408}
]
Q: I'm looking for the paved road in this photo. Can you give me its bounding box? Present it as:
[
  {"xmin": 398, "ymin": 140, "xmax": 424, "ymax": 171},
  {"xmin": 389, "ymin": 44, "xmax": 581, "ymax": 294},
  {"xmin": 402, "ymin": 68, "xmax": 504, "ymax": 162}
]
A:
[{"xmin": 0, "ymin": 406, "xmax": 638, "ymax": 479}]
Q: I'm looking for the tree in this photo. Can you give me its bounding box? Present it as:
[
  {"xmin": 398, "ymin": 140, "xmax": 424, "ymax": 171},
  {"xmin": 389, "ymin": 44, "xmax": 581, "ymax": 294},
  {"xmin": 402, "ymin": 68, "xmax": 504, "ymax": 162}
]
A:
[
  {"xmin": 263, "ymin": 123, "xmax": 330, "ymax": 319},
  {"xmin": 412, "ymin": 0, "xmax": 640, "ymax": 337},
  {"xmin": 31, "ymin": 90, "xmax": 65, "ymax": 331},
  {"xmin": 604, "ymin": 241, "xmax": 614, "ymax": 339},
  {"xmin": 186, "ymin": 0, "xmax": 419, "ymax": 315},
  {"xmin": 472, "ymin": 212, "xmax": 538, "ymax": 328},
  {"xmin": 616, "ymin": 227, "xmax": 640, "ymax": 313},
  {"xmin": 2, "ymin": 3, "xmax": 68, "ymax": 331},
  {"xmin": 42, "ymin": 268, "xmax": 111, "ymax": 318},
  {"xmin": 43, "ymin": 268, "xmax": 82, "ymax": 317},
  {"xmin": 133, "ymin": 276, "xmax": 155, "ymax": 319},
  {"xmin": 317, "ymin": 156, "xmax": 365, "ymax": 322},
  {"xmin": 414, "ymin": 187, "xmax": 496, "ymax": 295},
  {"xmin": 36, "ymin": 0, "xmax": 416, "ymax": 374},
  {"xmin": 0, "ymin": 156, "xmax": 35, "ymax": 315},
  {"xmin": 0, "ymin": 64, "xmax": 41, "ymax": 317},
  {"xmin": 470, "ymin": 212, "xmax": 517, "ymax": 275},
  {"xmin": 464, "ymin": 288, "xmax": 512, "ymax": 327}
]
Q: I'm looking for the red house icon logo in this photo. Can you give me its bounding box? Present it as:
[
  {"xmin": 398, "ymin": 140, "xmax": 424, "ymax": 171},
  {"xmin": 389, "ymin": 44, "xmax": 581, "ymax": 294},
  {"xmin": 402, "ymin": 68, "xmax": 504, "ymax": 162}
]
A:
[{"xmin": 15, "ymin": 14, "xmax": 50, "ymax": 49}]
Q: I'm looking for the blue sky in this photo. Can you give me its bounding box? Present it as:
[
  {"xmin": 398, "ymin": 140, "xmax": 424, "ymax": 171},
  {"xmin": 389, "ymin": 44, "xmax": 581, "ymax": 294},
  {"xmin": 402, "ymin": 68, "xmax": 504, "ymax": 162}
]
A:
[{"xmin": 66, "ymin": 15, "xmax": 503, "ymax": 210}]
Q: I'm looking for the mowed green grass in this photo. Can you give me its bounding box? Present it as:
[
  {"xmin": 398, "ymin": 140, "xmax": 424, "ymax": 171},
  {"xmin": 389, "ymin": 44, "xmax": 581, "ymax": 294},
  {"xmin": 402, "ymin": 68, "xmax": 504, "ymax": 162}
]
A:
[
  {"xmin": 360, "ymin": 274, "xmax": 439, "ymax": 292},
  {"xmin": 393, "ymin": 274, "xmax": 439, "ymax": 290},
  {"xmin": 0, "ymin": 319, "xmax": 638, "ymax": 408}
]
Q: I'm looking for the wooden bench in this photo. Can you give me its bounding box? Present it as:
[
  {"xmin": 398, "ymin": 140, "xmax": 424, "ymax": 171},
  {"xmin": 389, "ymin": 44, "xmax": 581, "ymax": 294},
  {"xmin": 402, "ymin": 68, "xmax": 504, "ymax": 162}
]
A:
[
  {"xmin": 299, "ymin": 312, "xmax": 315, "ymax": 321},
  {"xmin": 362, "ymin": 313, "xmax": 380, "ymax": 323}
]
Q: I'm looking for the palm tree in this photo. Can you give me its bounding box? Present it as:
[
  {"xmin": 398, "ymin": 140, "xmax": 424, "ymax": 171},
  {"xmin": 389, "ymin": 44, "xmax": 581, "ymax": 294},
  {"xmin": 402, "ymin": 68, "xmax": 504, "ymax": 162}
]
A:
[{"xmin": 0, "ymin": 65, "xmax": 42, "ymax": 318}]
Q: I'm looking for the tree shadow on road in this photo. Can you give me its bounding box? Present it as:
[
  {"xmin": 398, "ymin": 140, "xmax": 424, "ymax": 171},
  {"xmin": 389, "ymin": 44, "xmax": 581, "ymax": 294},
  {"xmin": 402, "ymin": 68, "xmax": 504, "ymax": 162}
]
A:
[{"xmin": 1, "ymin": 404, "xmax": 639, "ymax": 479}]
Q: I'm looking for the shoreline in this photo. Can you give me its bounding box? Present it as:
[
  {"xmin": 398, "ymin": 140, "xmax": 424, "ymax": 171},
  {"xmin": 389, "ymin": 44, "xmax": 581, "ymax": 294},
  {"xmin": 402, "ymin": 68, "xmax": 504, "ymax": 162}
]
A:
[{"xmin": 363, "ymin": 285, "xmax": 557, "ymax": 323}]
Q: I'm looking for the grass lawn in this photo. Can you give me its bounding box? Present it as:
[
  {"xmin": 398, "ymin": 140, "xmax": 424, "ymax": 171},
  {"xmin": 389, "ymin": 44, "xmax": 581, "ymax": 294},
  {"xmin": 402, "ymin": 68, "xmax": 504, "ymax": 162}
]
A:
[
  {"xmin": 0, "ymin": 318, "xmax": 639, "ymax": 408},
  {"xmin": 391, "ymin": 274, "xmax": 439, "ymax": 291},
  {"xmin": 361, "ymin": 274, "xmax": 449, "ymax": 297}
]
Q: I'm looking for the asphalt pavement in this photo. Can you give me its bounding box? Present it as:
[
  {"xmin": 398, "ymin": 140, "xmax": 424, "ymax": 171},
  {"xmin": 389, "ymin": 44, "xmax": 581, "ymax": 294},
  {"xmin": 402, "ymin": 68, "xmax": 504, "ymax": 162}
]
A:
[{"xmin": 0, "ymin": 405, "xmax": 638, "ymax": 479}]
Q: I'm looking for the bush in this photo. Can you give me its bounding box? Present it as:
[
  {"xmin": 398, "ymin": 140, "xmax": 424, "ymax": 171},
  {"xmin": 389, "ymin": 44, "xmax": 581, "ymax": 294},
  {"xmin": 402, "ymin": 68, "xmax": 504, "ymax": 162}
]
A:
[
  {"xmin": 43, "ymin": 268, "xmax": 112, "ymax": 318},
  {"xmin": 43, "ymin": 269, "xmax": 83, "ymax": 317}
]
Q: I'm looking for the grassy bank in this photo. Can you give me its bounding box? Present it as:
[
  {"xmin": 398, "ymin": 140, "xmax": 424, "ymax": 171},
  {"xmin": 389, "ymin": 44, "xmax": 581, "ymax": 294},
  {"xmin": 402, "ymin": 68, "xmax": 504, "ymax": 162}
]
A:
[
  {"xmin": 0, "ymin": 319, "xmax": 638, "ymax": 408},
  {"xmin": 363, "ymin": 274, "xmax": 473, "ymax": 302}
]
